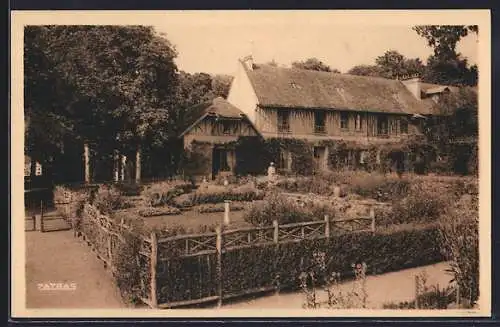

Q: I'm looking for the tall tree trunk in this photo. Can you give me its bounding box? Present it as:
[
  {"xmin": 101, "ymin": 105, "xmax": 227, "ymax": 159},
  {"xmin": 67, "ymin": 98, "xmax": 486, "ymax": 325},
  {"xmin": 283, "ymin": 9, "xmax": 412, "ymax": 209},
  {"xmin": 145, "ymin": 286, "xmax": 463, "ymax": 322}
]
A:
[
  {"xmin": 84, "ymin": 142, "xmax": 90, "ymax": 183},
  {"xmin": 120, "ymin": 154, "xmax": 127, "ymax": 181},
  {"xmin": 113, "ymin": 150, "xmax": 120, "ymax": 182},
  {"xmin": 135, "ymin": 145, "xmax": 141, "ymax": 184}
]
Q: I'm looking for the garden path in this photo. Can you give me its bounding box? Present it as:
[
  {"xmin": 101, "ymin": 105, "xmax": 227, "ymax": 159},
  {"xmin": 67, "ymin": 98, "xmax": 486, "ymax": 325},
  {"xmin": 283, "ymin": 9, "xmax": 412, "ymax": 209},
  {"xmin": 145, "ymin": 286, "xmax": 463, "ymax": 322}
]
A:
[
  {"xmin": 224, "ymin": 262, "xmax": 452, "ymax": 309},
  {"xmin": 25, "ymin": 218, "xmax": 126, "ymax": 309}
]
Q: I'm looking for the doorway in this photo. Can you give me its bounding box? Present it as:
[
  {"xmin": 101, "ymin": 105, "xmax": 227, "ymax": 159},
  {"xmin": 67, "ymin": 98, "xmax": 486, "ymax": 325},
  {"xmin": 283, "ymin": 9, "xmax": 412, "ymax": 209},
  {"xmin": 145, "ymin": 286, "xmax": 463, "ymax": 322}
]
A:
[
  {"xmin": 313, "ymin": 146, "xmax": 327, "ymax": 171},
  {"xmin": 212, "ymin": 148, "xmax": 230, "ymax": 179}
]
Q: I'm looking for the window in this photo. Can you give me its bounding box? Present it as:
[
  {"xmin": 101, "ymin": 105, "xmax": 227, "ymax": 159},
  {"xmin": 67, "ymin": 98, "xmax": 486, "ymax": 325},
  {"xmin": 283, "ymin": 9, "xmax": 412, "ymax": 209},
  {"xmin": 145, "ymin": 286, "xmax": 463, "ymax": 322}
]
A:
[
  {"xmin": 355, "ymin": 114, "xmax": 362, "ymax": 130},
  {"xmin": 400, "ymin": 118, "xmax": 409, "ymax": 134},
  {"xmin": 340, "ymin": 112, "xmax": 349, "ymax": 129},
  {"xmin": 277, "ymin": 110, "xmax": 291, "ymax": 133},
  {"xmin": 314, "ymin": 110, "xmax": 326, "ymax": 133},
  {"xmin": 377, "ymin": 116, "xmax": 388, "ymax": 136},
  {"xmin": 222, "ymin": 120, "xmax": 231, "ymax": 134}
]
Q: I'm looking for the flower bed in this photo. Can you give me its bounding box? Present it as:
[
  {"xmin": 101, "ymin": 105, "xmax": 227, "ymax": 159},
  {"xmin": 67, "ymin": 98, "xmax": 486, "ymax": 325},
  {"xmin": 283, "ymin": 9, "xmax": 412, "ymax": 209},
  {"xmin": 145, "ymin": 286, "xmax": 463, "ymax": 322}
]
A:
[
  {"xmin": 138, "ymin": 206, "xmax": 182, "ymax": 217},
  {"xmin": 189, "ymin": 183, "xmax": 264, "ymax": 205},
  {"xmin": 142, "ymin": 180, "xmax": 194, "ymax": 207},
  {"xmin": 194, "ymin": 202, "xmax": 246, "ymax": 214}
]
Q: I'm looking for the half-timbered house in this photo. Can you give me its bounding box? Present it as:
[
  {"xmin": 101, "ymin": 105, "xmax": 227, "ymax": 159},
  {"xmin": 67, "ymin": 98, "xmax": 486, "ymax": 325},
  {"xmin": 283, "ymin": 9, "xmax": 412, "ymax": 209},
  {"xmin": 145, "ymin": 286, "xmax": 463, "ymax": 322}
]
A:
[
  {"xmin": 226, "ymin": 56, "xmax": 461, "ymax": 172},
  {"xmin": 179, "ymin": 97, "xmax": 260, "ymax": 179}
]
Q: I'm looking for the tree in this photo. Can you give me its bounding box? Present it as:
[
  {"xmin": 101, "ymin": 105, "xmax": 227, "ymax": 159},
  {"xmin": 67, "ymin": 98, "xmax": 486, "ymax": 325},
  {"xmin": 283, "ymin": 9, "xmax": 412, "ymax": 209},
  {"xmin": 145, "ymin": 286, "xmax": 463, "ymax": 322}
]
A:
[
  {"xmin": 413, "ymin": 25, "xmax": 477, "ymax": 59},
  {"xmin": 292, "ymin": 58, "xmax": 340, "ymax": 73},
  {"xmin": 413, "ymin": 25, "xmax": 478, "ymax": 86},
  {"xmin": 348, "ymin": 51, "xmax": 425, "ymax": 79},
  {"xmin": 375, "ymin": 50, "xmax": 425, "ymax": 79},
  {"xmin": 211, "ymin": 74, "xmax": 234, "ymax": 99},
  {"xmin": 24, "ymin": 25, "xmax": 179, "ymax": 182},
  {"xmin": 347, "ymin": 65, "xmax": 385, "ymax": 77}
]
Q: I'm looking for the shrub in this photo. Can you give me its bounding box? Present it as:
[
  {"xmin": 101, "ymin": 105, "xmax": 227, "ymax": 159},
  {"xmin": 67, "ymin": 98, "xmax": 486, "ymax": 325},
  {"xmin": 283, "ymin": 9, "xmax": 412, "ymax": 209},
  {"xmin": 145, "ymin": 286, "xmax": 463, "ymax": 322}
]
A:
[
  {"xmin": 138, "ymin": 206, "xmax": 182, "ymax": 217},
  {"xmin": 155, "ymin": 224, "xmax": 444, "ymax": 304},
  {"xmin": 114, "ymin": 182, "xmax": 143, "ymax": 196},
  {"xmin": 53, "ymin": 186, "xmax": 93, "ymax": 232},
  {"xmin": 111, "ymin": 218, "xmax": 149, "ymax": 304},
  {"xmin": 244, "ymin": 192, "xmax": 335, "ymax": 226},
  {"xmin": 438, "ymin": 197, "xmax": 479, "ymax": 307},
  {"xmin": 189, "ymin": 183, "xmax": 264, "ymax": 205},
  {"xmin": 171, "ymin": 193, "xmax": 193, "ymax": 208},
  {"xmin": 390, "ymin": 183, "xmax": 448, "ymax": 224},
  {"xmin": 276, "ymin": 176, "xmax": 333, "ymax": 196},
  {"xmin": 93, "ymin": 184, "xmax": 132, "ymax": 214},
  {"xmin": 383, "ymin": 284, "xmax": 456, "ymax": 309},
  {"xmin": 142, "ymin": 181, "xmax": 194, "ymax": 207}
]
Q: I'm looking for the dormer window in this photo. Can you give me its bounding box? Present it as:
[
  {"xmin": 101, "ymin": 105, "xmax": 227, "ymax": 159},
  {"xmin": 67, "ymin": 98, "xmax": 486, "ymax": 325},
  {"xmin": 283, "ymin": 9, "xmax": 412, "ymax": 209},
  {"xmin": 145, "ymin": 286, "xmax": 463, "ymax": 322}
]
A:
[{"xmin": 222, "ymin": 120, "xmax": 231, "ymax": 134}]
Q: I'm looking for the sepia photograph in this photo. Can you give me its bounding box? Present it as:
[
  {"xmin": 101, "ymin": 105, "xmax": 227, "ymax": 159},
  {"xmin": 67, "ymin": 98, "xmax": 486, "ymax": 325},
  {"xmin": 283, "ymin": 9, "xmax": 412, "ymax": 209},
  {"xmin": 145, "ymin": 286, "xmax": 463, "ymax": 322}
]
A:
[{"xmin": 10, "ymin": 10, "xmax": 491, "ymax": 318}]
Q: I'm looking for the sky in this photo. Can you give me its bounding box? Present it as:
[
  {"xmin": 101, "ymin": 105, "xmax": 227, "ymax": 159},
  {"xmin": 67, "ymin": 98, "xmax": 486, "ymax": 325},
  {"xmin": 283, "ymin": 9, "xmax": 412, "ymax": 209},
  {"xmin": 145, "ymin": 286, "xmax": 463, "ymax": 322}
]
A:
[{"xmin": 150, "ymin": 12, "xmax": 479, "ymax": 76}]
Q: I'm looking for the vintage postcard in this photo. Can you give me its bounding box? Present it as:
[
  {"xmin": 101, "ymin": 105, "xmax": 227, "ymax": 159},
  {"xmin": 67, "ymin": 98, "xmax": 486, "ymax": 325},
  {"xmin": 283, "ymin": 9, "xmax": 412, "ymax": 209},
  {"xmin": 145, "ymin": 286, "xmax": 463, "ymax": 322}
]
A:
[{"xmin": 10, "ymin": 9, "xmax": 491, "ymax": 318}]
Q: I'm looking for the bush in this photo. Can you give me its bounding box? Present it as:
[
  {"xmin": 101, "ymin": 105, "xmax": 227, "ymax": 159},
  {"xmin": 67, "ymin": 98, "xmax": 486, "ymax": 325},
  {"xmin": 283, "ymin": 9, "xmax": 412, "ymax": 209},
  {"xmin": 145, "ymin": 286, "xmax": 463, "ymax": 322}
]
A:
[
  {"xmin": 438, "ymin": 198, "xmax": 479, "ymax": 307},
  {"xmin": 244, "ymin": 192, "xmax": 335, "ymax": 226},
  {"xmin": 142, "ymin": 181, "xmax": 194, "ymax": 207},
  {"xmin": 93, "ymin": 184, "xmax": 132, "ymax": 214},
  {"xmin": 275, "ymin": 176, "xmax": 333, "ymax": 196},
  {"xmin": 383, "ymin": 284, "xmax": 456, "ymax": 309},
  {"xmin": 390, "ymin": 183, "xmax": 448, "ymax": 224},
  {"xmin": 171, "ymin": 193, "xmax": 193, "ymax": 208},
  {"xmin": 111, "ymin": 218, "xmax": 149, "ymax": 304},
  {"xmin": 155, "ymin": 224, "xmax": 444, "ymax": 304},
  {"xmin": 189, "ymin": 183, "xmax": 264, "ymax": 205},
  {"xmin": 114, "ymin": 182, "xmax": 143, "ymax": 196}
]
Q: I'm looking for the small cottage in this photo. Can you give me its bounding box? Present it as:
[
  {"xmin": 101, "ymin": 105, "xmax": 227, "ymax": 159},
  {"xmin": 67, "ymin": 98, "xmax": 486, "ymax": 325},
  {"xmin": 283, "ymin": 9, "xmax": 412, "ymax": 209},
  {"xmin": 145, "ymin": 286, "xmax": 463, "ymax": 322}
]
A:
[{"xmin": 179, "ymin": 97, "xmax": 260, "ymax": 179}]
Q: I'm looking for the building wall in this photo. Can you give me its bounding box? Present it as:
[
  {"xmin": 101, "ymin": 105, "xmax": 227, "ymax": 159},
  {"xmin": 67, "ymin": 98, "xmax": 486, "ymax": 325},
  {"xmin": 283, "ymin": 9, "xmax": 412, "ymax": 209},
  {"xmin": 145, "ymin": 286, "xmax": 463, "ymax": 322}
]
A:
[
  {"xmin": 226, "ymin": 62, "xmax": 259, "ymax": 124},
  {"xmin": 256, "ymin": 107, "xmax": 423, "ymax": 143},
  {"xmin": 183, "ymin": 116, "xmax": 259, "ymax": 148}
]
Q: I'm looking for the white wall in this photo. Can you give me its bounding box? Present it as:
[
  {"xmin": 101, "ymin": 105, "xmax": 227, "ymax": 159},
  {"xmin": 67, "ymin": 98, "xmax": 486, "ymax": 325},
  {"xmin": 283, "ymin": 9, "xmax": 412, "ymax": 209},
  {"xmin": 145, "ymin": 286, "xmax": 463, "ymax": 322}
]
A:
[{"xmin": 226, "ymin": 61, "xmax": 259, "ymax": 124}]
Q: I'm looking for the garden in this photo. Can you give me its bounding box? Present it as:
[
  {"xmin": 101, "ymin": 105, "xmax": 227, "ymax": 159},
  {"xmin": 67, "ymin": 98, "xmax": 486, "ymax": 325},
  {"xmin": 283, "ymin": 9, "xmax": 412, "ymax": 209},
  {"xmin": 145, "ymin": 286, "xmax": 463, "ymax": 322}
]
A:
[{"xmin": 53, "ymin": 169, "xmax": 479, "ymax": 310}]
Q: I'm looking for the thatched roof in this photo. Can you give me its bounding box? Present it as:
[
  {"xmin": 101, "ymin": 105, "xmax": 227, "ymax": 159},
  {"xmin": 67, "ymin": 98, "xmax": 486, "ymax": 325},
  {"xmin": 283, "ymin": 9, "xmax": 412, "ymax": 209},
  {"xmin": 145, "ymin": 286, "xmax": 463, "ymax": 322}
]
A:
[
  {"xmin": 246, "ymin": 64, "xmax": 449, "ymax": 116},
  {"xmin": 179, "ymin": 97, "xmax": 251, "ymax": 137}
]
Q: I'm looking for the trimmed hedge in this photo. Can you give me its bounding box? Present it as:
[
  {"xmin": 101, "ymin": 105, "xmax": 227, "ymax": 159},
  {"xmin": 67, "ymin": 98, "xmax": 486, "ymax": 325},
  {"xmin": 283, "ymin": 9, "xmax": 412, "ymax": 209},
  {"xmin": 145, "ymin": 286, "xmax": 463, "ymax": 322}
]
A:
[{"xmin": 155, "ymin": 224, "xmax": 444, "ymax": 304}]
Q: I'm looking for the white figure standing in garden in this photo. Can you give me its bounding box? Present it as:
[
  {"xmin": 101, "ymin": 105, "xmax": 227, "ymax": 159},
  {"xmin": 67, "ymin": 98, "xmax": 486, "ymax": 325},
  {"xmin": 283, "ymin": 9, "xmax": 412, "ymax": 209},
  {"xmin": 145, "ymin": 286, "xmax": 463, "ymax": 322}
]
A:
[{"xmin": 267, "ymin": 162, "xmax": 277, "ymax": 186}]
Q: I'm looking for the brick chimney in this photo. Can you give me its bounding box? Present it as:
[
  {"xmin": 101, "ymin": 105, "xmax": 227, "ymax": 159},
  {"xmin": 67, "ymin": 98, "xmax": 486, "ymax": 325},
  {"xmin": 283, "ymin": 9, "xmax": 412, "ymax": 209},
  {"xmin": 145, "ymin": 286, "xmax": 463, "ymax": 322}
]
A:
[
  {"xmin": 401, "ymin": 74, "xmax": 422, "ymax": 100},
  {"xmin": 240, "ymin": 55, "xmax": 254, "ymax": 71}
]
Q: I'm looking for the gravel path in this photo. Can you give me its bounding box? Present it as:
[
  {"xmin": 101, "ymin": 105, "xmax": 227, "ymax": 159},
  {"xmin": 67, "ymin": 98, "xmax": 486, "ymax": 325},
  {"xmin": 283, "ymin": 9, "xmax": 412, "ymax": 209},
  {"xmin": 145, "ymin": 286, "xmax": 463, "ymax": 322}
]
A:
[
  {"xmin": 25, "ymin": 224, "xmax": 126, "ymax": 309},
  {"xmin": 224, "ymin": 262, "xmax": 452, "ymax": 309}
]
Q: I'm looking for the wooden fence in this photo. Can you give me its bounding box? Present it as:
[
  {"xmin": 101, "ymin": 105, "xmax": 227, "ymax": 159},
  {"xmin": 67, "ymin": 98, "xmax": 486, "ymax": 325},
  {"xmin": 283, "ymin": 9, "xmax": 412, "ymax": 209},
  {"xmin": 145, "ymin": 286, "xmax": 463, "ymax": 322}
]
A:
[
  {"xmin": 140, "ymin": 211, "xmax": 376, "ymax": 309},
  {"xmin": 53, "ymin": 190, "xmax": 376, "ymax": 309}
]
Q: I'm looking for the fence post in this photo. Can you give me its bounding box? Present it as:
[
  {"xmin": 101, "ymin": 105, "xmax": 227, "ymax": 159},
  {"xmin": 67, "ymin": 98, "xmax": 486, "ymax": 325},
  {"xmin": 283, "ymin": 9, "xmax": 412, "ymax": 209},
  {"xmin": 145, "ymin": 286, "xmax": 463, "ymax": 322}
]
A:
[
  {"xmin": 216, "ymin": 226, "xmax": 223, "ymax": 308},
  {"xmin": 456, "ymin": 283, "xmax": 461, "ymax": 307},
  {"xmin": 150, "ymin": 232, "xmax": 158, "ymax": 308},
  {"xmin": 324, "ymin": 215, "xmax": 330, "ymax": 238},
  {"xmin": 32, "ymin": 215, "xmax": 36, "ymax": 231},
  {"xmin": 370, "ymin": 207, "xmax": 376, "ymax": 233},
  {"xmin": 224, "ymin": 200, "xmax": 230, "ymax": 226},
  {"xmin": 415, "ymin": 275, "xmax": 420, "ymax": 309},
  {"xmin": 273, "ymin": 220, "xmax": 279, "ymax": 243},
  {"xmin": 40, "ymin": 200, "xmax": 45, "ymax": 233}
]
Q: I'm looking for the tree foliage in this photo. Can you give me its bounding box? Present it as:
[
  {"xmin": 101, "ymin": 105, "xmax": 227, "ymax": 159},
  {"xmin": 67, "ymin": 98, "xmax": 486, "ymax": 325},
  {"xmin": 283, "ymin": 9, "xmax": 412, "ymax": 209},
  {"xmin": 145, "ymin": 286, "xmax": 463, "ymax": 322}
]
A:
[
  {"xmin": 292, "ymin": 58, "xmax": 340, "ymax": 73},
  {"xmin": 24, "ymin": 25, "xmax": 180, "ymax": 165},
  {"xmin": 414, "ymin": 25, "xmax": 478, "ymax": 86},
  {"xmin": 348, "ymin": 50, "xmax": 424, "ymax": 80}
]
